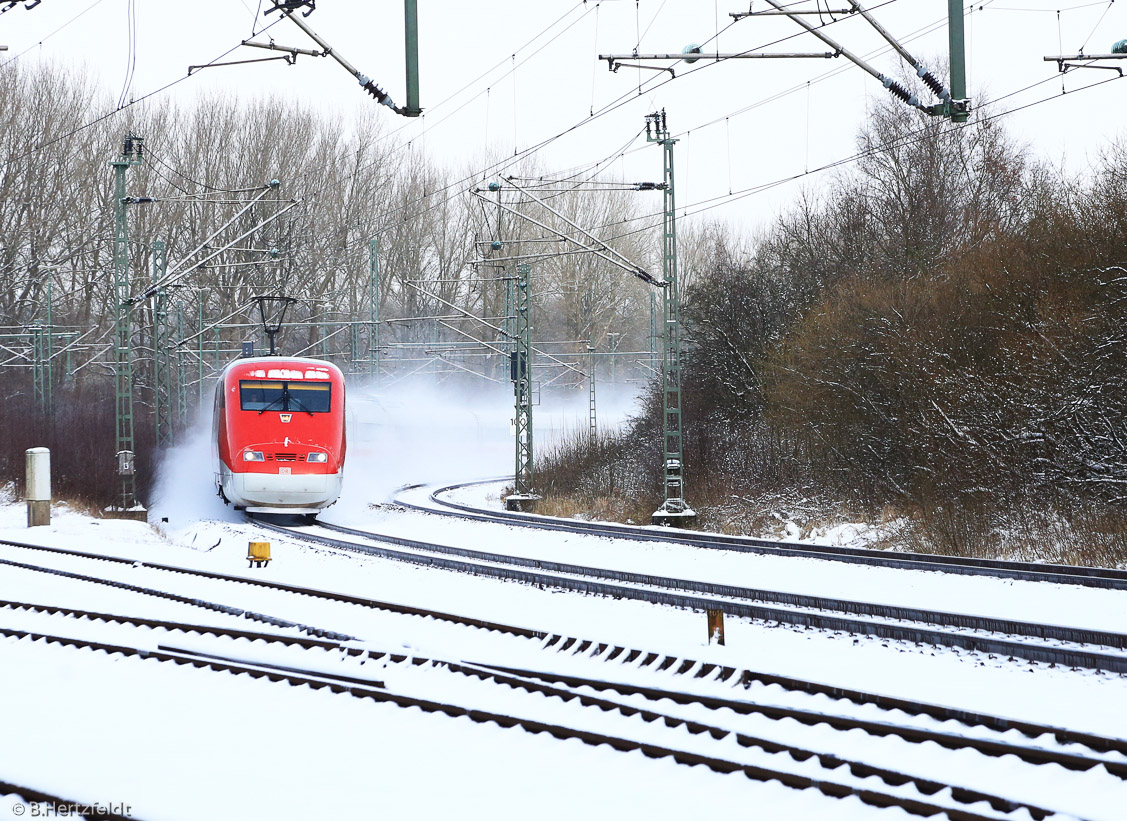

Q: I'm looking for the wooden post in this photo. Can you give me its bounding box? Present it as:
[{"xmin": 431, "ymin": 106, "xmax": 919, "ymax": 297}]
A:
[{"xmin": 707, "ymin": 608, "xmax": 725, "ymax": 646}]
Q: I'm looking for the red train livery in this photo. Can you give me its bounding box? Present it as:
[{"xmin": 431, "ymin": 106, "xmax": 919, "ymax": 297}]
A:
[{"xmin": 213, "ymin": 356, "xmax": 346, "ymax": 514}]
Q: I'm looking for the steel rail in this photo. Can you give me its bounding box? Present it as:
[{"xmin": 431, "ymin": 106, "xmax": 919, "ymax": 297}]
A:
[
  {"xmin": 0, "ymin": 553, "xmax": 352, "ymax": 641},
  {"xmin": 9, "ymin": 595, "xmax": 1122, "ymax": 759},
  {"xmin": 472, "ymin": 660, "xmax": 1127, "ymax": 779},
  {"xmin": 0, "ymin": 626, "xmax": 998, "ymax": 821},
  {"xmin": 0, "ymin": 608, "xmax": 1098, "ymax": 817},
  {"xmin": 0, "ymin": 625, "xmax": 390, "ymax": 695},
  {"xmin": 261, "ymin": 519, "xmax": 1127, "ymax": 674},
  {"xmin": 0, "ymin": 538, "xmax": 547, "ymax": 641},
  {"xmin": 10, "ymin": 596, "xmax": 1123, "ymax": 766},
  {"xmin": 10, "ymin": 558, "xmax": 1127, "ymax": 796},
  {"xmin": 12, "ymin": 584, "xmax": 1127, "ymax": 791},
  {"xmin": 0, "ymin": 599, "xmax": 352, "ymax": 649},
  {"xmin": 3, "ymin": 595, "xmax": 1072, "ymax": 820},
  {"xmin": 315, "ymin": 519, "xmax": 1127, "ymax": 652},
  {"xmin": 535, "ymin": 633, "xmax": 1127, "ymax": 756},
  {"xmin": 417, "ymin": 480, "xmax": 1127, "ymax": 590},
  {"xmin": 171, "ymin": 646, "xmax": 1062, "ymax": 821}
]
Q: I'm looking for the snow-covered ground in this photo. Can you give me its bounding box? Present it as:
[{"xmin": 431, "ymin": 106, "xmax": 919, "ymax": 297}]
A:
[{"xmin": 2, "ymin": 382, "xmax": 1125, "ymax": 820}]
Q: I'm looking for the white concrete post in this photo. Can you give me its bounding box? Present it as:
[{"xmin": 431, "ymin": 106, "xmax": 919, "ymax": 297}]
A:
[{"xmin": 26, "ymin": 447, "xmax": 50, "ymax": 527}]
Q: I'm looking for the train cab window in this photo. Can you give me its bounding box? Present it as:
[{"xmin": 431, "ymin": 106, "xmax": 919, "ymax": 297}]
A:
[{"xmin": 240, "ymin": 380, "xmax": 331, "ymax": 414}]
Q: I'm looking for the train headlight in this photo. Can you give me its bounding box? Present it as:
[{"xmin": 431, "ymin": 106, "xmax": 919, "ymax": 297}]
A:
[
  {"xmin": 243, "ymin": 450, "xmax": 265, "ymax": 462},
  {"xmin": 307, "ymin": 451, "xmax": 328, "ymax": 463}
]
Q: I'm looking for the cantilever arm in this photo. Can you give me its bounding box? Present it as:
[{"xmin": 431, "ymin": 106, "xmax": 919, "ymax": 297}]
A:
[{"xmin": 274, "ymin": 3, "xmax": 405, "ymax": 112}]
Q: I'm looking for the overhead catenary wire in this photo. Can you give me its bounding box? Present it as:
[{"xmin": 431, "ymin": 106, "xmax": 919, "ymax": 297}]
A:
[
  {"xmin": 0, "ymin": 0, "xmax": 1117, "ymax": 401},
  {"xmin": 0, "ymin": 0, "xmax": 107, "ymax": 72},
  {"xmin": 0, "ymin": 0, "xmax": 1048, "ymax": 243},
  {"xmin": 0, "ymin": 0, "xmax": 1117, "ymax": 311},
  {"xmin": 496, "ymin": 177, "xmax": 662, "ymax": 285},
  {"xmin": 290, "ymin": 0, "xmax": 889, "ymax": 249},
  {"xmin": 0, "ymin": 13, "xmax": 288, "ymax": 165},
  {"xmin": 133, "ymin": 185, "xmax": 299, "ymax": 304},
  {"xmin": 501, "ymin": 58, "xmax": 1126, "ymax": 269},
  {"xmin": 144, "ymin": 148, "xmax": 276, "ymax": 196},
  {"xmin": 0, "ymin": 0, "xmax": 677, "ymax": 259},
  {"xmin": 116, "ymin": 0, "xmax": 137, "ymax": 110},
  {"xmin": 1078, "ymin": 0, "xmax": 1117, "ymax": 53},
  {"xmin": 16, "ymin": 40, "xmax": 1120, "ymax": 321}
]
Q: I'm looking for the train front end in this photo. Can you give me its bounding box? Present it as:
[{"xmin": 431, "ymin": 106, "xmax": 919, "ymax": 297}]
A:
[{"xmin": 214, "ymin": 357, "xmax": 346, "ymax": 514}]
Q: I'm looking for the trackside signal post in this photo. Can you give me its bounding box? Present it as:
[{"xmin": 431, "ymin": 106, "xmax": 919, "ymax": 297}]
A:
[
  {"xmin": 109, "ymin": 135, "xmax": 145, "ymax": 517},
  {"xmin": 648, "ymin": 112, "xmax": 696, "ymax": 527}
]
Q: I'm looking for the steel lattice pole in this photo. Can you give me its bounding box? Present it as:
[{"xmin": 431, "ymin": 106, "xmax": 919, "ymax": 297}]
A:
[
  {"xmin": 152, "ymin": 241, "xmax": 173, "ymax": 448},
  {"xmin": 647, "ymin": 112, "xmax": 694, "ymax": 525},
  {"xmin": 111, "ymin": 136, "xmax": 143, "ymax": 511}
]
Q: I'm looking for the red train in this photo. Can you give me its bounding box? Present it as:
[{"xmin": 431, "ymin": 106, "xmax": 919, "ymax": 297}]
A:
[{"xmin": 213, "ymin": 356, "xmax": 347, "ymax": 515}]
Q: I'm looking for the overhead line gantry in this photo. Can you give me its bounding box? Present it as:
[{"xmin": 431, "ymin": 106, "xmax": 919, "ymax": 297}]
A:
[{"xmin": 600, "ymin": 0, "xmax": 970, "ymax": 122}]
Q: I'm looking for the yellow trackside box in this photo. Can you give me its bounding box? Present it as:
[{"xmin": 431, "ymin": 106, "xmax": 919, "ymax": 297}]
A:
[{"xmin": 248, "ymin": 541, "xmax": 271, "ymax": 567}]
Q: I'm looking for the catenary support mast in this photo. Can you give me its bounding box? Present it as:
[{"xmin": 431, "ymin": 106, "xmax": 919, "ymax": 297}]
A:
[
  {"xmin": 110, "ymin": 135, "xmax": 144, "ymax": 514},
  {"xmin": 648, "ymin": 111, "xmax": 696, "ymax": 526}
]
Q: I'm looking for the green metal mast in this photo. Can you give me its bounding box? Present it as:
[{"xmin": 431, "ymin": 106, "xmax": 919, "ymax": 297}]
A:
[
  {"xmin": 32, "ymin": 276, "xmax": 55, "ymax": 414},
  {"xmin": 588, "ymin": 341, "xmax": 597, "ymax": 441},
  {"xmin": 948, "ymin": 0, "xmax": 969, "ymax": 123},
  {"xmin": 506, "ymin": 262, "xmax": 537, "ymax": 510},
  {"xmin": 111, "ymin": 134, "xmax": 143, "ymax": 512},
  {"xmin": 152, "ymin": 240, "xmax": 173, "ymax": 448},
  {"xmin": 176, "ymin": 304, "xmax": 188, "ymax": 427},
  {"xmin": 369, "ymin": 238, "xmax": 381, "ymax": 382},
  {"xmin": 46, "ymin": 278, "xmax": 53, "ymax": 412},
  {"xmin": 647, "ymin": 111, "xmax": 695, "ymax": 526},
  {"xmin": 31, "ymin": 324, "xmax": 49, "ymax": 413},
  {"xmin": 504, "ymin": 270, "xmax": 516, "ymax": 353},
  {"xmin": 197, "ymin": 298, "xmax": 205, "ymax": 410},
  {"xmin": 403, "ymin": 0, "xmax": 422, "ymax": 117}
]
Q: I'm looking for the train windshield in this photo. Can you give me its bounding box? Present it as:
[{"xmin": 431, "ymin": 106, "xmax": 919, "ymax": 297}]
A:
[{"xmin": 239, "ymin": 380, "xmax": 332, "ymax": 414}]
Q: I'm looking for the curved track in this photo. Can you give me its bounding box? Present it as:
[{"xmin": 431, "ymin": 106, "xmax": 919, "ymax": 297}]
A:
[
  {"xmin": 415, "ymin": 479, "xmax": 1127, "ymax": 590},
  {"xmin": 254, "ymin": 514, "xmax": 1127, "ymax": 675}
]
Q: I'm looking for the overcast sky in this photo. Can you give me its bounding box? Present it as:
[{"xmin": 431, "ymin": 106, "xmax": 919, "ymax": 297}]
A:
[{"xmin": 2, "ymin": 0, "xmax": 1125, "ymax": 232}]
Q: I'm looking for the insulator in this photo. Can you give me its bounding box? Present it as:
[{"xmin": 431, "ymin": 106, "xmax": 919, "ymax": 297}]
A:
[
  {"xmin": 918, "ymin": 69, "xmax": 949, "ymax": 100},
  {"xmin": 883, "ymin": 78, "xmax": 914, "ymax": 105},
  {"xmin": 362, "ymin": 81, "xmax": 387, "ymax": 104}
]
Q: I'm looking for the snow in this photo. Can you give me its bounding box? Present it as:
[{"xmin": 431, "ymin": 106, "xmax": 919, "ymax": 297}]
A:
[{"xmin": 1, "ymin": 386, "xmax": 1125, "ymax": 819}]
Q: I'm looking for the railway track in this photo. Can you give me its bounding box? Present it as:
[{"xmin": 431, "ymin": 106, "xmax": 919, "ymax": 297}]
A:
[
  {"xmin": 414, "ymin": 480, "xmax": 1127, "ymax": 591},
  {"xmin": 5, "ymin": 534, "xmax": 1127, "ymax": 818},
  {"xmin": 250, "ymin": 515, "xmax": 1127, "ymax": 675},
  {"xmin": 2, "ymin": 596, "xmax": 1117, "ymax": 821}
]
